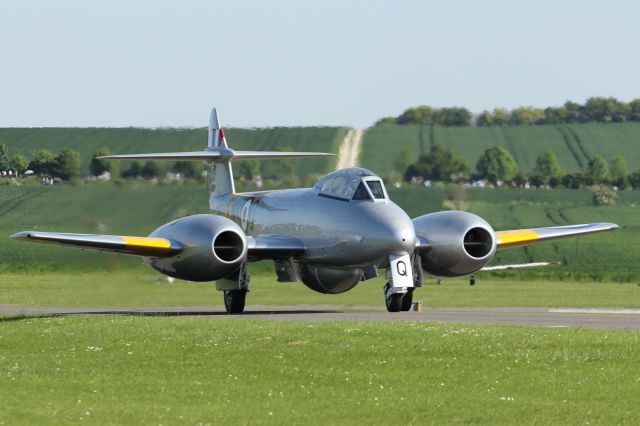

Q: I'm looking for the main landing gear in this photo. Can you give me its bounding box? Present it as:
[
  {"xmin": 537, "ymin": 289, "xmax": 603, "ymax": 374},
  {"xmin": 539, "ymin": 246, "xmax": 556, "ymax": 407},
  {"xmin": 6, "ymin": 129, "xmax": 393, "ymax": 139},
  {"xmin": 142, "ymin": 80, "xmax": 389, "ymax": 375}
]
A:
[
  {"xmin": 218, "ymin": 262, "xmax": 250, "ymax": 314},
  {"xmin": 384, "ymin": 283, "xmax": 414, "ymax": 312},
  {"xmin": 223, "ymin": 290, "xmax": 247, "ymax": 314}
]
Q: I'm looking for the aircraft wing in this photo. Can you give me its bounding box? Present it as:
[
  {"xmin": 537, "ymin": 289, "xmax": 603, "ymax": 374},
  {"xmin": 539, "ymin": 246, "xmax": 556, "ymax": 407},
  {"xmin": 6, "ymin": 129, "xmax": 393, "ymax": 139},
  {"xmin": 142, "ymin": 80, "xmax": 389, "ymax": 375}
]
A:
[
  {"xmin": 11, "ymin": 231, "xmax": 306, "ymax": 260},
  {"xmin": 495, "ymin": 223, "xmax": 619, "ymax": 249},
  {"xmin": 480, "ymin": 261, "xmax": 560, "ymax": 271},
  {"xmin": 10, "ymin": 231, "xmax": 182, "ymax": 257},
  {"xmin": 246, "ymin": 235, "xmax": 306, "ymax": 260}
]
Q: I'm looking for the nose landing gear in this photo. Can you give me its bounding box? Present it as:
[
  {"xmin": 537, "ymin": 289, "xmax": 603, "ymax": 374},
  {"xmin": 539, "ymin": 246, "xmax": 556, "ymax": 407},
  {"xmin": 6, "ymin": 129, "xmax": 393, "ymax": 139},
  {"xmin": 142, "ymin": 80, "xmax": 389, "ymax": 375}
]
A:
[{"xmin": 384, "ymin": 253, "xmax": 420, "ymax": 312}]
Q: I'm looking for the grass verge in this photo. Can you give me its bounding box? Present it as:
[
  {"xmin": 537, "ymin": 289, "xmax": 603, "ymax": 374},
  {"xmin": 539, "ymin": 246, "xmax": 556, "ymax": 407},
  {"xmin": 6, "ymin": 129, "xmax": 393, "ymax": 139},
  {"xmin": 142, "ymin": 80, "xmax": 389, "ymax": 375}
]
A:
[{"xmin": 0, "ymin": 317, "xmax": 639, "ymax": 424}]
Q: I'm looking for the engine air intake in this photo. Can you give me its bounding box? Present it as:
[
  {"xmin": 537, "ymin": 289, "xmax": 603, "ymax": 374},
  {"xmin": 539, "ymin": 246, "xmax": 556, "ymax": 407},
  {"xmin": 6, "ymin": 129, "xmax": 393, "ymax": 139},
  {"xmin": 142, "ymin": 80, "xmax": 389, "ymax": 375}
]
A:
[
  {"xmin": 214, "ymin": 231, "xmax": 245, "ymax": 262},
  {"xmin": 463, "ymin": 227, "xmax": 493, "ymax": 258}
]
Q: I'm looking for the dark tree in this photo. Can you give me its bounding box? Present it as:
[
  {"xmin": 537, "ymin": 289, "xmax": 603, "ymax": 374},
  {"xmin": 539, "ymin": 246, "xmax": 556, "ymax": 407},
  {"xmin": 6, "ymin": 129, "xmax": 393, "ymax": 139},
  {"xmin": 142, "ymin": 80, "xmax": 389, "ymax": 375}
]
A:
[
  {"xmin": 141, "ymin": 161, "xmax": 162, "ymax": 179},
  {"xmin": 54, "ymin": 149, "xmax": 81, "ymax": 180},
  {"xmin": 122, "ymin": 161, "xmax": 144, "ymax": 178},
  {"xmin": 532, "ymin": 151, "xmax": 562, "ymax": 184},
  {"xmin": 587, "ymin": 155, "xmax": 609, "ymax": 184},
  {"xmin": 476, "ymin": 146, "xmax": 518, "ymax": 183},
  {"xmin": 374, "ymin": 116, "xmax": 397, "ymax": 126},
  {"xmin": 610, "ymin": 156, "xmax": 628, "ymax": 188},
  {"xmin": 89, "ymin": 147, "xmax": 119, "ymax": 178},
  {"xmin": 476, "ymin": 111, "xmax": 493, "ymax": 127},
  {"xmin": 10, "ymin": 152, "xmax": 29, "ymax": 172},
  {"xmin": 407, "ymin": 144, "xmax": 470, "ymax": 182},
  {"xmin": 0, "ymin": 143, "xmax": 9, "ymax": 170},
  {"xmin": 29, "ymin": 149, "xmax": 57, "ymax": 176}
]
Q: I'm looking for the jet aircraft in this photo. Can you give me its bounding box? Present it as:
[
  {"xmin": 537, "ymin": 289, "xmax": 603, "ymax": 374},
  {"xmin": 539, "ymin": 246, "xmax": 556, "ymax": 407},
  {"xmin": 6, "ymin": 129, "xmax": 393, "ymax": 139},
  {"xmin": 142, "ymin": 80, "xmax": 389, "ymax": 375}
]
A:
[{"xmin": 12, "ymin": 108, "xmax": 619, "ymax": 313}]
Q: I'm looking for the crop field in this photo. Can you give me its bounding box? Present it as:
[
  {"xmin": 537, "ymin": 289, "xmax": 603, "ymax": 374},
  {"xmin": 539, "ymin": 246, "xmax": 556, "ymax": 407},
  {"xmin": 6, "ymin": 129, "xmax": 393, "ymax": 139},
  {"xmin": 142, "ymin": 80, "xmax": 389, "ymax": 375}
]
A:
[
  {"xmin": 0, "ymin": 126, "xmax": 345, "ymax": 182},
  {"xmin": 1, "ymin": 317, "xmax": 639, "ymax": 424},
  {"xmin": 362, "ymin": 122, "xmax": 640, "ymax": 177}
]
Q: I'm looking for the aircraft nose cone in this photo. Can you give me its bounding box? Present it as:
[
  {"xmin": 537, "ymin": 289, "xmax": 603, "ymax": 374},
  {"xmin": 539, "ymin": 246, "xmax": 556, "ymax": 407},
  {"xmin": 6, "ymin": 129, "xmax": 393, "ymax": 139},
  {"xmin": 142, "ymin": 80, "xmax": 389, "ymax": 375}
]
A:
[
  {"xmin": 390, "ymin": 220, "xmax": 416, "ymax": 254},
  {"xmin": 366, "ymin": 215, "xmax": 416, "ymax": 256},
  {"xmin": 353, "ymin": 203, "xmax": 417, "ymax": 263}
]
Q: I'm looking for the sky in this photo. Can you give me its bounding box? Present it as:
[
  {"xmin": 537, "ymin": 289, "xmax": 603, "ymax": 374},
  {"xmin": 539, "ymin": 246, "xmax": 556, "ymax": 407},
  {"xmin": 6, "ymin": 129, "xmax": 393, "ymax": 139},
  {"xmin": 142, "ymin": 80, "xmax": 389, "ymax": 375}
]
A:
[{"xmin": 1, "ymin": 0, "xmax": 639, "ymax": 128}]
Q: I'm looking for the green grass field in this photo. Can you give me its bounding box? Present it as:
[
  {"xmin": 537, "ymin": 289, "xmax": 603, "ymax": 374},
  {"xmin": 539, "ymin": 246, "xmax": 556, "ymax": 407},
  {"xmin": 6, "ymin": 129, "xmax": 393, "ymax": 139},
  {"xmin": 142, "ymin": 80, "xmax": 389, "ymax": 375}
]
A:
[
  {"xmin": 362, "ymin": 122, "xmax": 640, "ymax": 177},
  {"xmin": 1, "ymin": 317, "xmax": 639, "ymax": 424}
]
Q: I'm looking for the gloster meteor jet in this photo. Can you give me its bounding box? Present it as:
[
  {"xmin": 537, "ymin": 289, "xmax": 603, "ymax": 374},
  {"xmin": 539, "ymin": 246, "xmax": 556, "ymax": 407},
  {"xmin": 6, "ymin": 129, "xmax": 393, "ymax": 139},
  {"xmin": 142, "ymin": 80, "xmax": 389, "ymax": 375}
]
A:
[{"xmin": 12, "ymin": 109, "xmax": 619, "ymax": 313}]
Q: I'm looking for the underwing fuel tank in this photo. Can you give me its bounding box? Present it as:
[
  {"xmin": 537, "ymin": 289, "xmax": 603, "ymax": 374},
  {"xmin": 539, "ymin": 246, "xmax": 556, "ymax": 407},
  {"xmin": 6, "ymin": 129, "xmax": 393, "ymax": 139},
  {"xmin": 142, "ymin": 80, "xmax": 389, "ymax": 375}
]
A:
[
  {"xmin": 146, "ymin": 214, "xmax": 247, "ymax": 281},
  {"xmin": 413, "ymin": 211, "xmax": 496, "ymax": 277}
]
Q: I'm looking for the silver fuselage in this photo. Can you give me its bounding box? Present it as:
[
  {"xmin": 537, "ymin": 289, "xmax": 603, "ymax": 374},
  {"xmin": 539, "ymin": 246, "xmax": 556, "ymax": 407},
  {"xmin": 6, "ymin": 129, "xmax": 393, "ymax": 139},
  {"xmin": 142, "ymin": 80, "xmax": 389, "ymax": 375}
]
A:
[{"xmin": 211, "ymin": 187, "xmax": 416, "ymax": 269}]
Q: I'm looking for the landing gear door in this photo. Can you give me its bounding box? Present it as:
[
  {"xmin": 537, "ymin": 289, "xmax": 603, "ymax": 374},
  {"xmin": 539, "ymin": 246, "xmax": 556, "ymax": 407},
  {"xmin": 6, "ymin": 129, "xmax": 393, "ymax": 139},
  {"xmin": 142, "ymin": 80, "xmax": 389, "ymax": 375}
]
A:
[{"xmin": 389, "ymin": 254, "xmax": 413, "ymax": 289}]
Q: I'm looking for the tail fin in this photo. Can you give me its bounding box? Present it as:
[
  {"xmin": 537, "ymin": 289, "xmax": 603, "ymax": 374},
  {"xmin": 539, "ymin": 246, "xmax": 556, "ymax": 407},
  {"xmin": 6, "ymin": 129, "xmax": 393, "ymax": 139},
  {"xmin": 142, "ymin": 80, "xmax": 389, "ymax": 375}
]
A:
[
  {"xmin": 205, "ymin": 108, "xmax": 233, "ymax": 196},
  {"xmin": 208, "ymin": 108, "xmax": 228, "ymax": 149}
]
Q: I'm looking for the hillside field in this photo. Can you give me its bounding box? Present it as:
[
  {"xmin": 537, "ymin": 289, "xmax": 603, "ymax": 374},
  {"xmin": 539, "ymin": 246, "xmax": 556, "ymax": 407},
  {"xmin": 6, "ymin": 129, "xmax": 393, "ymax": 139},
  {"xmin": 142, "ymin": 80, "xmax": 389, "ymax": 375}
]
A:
[
  {"xmin": 0, "ymin": 126, "xmax": 345, "ymax": 184},
  {"xmin": 361, "ymin": 122, "xmax": 640, "ymax": 177}
]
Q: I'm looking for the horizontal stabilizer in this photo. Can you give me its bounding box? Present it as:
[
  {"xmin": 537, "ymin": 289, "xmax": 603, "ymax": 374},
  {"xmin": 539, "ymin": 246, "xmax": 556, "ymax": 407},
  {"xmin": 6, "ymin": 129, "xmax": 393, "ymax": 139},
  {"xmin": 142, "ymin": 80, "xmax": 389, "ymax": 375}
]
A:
[
  {"xmin": 495, "ymin": 223, "xmax": 619, "ymax": 249},
  {"xmin": 11, "ymin": 231, "xmax": 182, "ymax": 257},
  {"xmin": 97, "ymin": 149, "xmax": 334, "ymax": 162}
]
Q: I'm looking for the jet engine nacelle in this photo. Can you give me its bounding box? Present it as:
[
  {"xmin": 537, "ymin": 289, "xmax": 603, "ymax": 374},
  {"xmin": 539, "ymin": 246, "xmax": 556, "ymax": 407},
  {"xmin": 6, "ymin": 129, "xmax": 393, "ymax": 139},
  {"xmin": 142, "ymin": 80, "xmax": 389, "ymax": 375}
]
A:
[
  {"xmin": 145, "ymin": 214, "xmax": 247, "ymax": 282},
  {"xmin": 413, "ymin": 211, "xmax": 496, "ymax": 277}
]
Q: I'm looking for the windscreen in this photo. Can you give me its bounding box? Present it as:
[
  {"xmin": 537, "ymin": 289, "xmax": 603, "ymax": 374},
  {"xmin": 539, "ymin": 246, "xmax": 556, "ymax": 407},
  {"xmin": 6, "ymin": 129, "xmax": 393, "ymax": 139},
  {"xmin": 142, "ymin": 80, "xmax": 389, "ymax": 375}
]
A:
[
  {"xmin": 320, "ymin": 175, "xmax": 360, "ymax": 200},
  {"xmin": 352, "ymin": 182, "xmax": 371, "ymax": 200},
  {"xmin": 366, "ymin": 180, "xmax": 386, "ymax": 199}
]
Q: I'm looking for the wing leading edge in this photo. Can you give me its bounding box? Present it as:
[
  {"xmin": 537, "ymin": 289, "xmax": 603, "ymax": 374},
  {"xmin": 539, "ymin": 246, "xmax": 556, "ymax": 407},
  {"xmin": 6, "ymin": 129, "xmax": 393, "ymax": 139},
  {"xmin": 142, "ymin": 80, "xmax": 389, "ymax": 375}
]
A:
[
  {"xmin": 11, "ymin": 231, "xmax": 182, "ymax": 257},
  {"xmin": 495, "ymin": 222, "xmax": 619, "ymax": 249},
  {"xmin": 11, "ymin": 231, "xmax": 307, "ymax": 260}
]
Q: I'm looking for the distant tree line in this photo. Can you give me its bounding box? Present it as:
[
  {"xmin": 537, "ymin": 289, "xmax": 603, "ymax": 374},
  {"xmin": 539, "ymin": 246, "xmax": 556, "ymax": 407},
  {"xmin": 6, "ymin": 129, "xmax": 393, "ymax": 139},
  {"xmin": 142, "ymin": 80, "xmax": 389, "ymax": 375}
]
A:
[
  {"xmin": 0, "ymin": 143, "xmax": 30, "ymax": 174},
  {"xmin": 377, "ymin": 97, "xmax": 640, "ymax": 127},
  {"xmin": 404, "ymin": 144, "xmax": 640, "ymax": 191},
  {"xmin": 89, "ymin": 148, "xmax": 205, "ymax": 182},
  {"xmin": 0, "ymin": 143, "xmax": 81, "ymax": 180},
  {"xmin": 376, "ymin": 106, "xmax": 473, "ymax": 126},
  {"xmin": 0, "ymin": 143, "xmax": 207, "ymax": 183}
]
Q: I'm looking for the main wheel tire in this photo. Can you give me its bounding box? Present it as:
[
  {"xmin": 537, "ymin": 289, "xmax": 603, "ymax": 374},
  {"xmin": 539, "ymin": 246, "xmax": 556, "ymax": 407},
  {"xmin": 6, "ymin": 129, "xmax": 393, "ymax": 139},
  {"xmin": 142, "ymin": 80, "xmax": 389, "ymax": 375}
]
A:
[
  {"xmin": 400, "ymin": 288, "xmax": 414, "ymax": 311},
  {"xmin": 384, "ymin": 283, "xmax": 403, "ymax": 312},
  {"xmin": 223, "ymin": 290, "xmax": 246, "ymax": 314}
]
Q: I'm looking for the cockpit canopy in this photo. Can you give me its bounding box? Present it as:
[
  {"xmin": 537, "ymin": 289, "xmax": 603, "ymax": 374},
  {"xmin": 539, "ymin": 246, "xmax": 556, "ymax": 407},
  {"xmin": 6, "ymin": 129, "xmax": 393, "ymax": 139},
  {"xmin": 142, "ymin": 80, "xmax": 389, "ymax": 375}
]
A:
[{"xmin": 313, "ymin": 167, "xmax": 388, "ymax": 202}]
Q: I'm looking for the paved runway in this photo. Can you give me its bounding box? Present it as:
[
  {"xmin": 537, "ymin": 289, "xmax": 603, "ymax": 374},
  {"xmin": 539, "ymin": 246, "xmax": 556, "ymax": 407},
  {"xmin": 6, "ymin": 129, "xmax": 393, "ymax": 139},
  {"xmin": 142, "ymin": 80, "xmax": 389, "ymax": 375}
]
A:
[{"xmin": 1, "ymin": 305, "xmax": 639, "ymax": 329}]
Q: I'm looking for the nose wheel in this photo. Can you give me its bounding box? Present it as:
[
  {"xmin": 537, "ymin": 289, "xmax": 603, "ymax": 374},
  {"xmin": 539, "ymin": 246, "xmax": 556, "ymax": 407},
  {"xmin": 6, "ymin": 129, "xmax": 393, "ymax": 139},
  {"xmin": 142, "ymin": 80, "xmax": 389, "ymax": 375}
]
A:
[
  {"xmin": 384, "ymin": 283, "xmax": 413, "ymax": 312},
  {"xmin": 401, "ymin": 287, "xmax": 414, "ymax": 311}
]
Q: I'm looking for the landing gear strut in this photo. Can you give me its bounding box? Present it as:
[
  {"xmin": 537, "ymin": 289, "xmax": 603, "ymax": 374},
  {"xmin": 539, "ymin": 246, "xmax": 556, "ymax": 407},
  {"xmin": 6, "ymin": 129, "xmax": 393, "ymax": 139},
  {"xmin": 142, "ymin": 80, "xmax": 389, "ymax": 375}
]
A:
[
  {"xmin": 218, "ymin": 262, "xmax": 250, "ymax": 314},
  {"xmin": 223, "ymin": 290, "xmax": 247, "ymax": 314}
]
